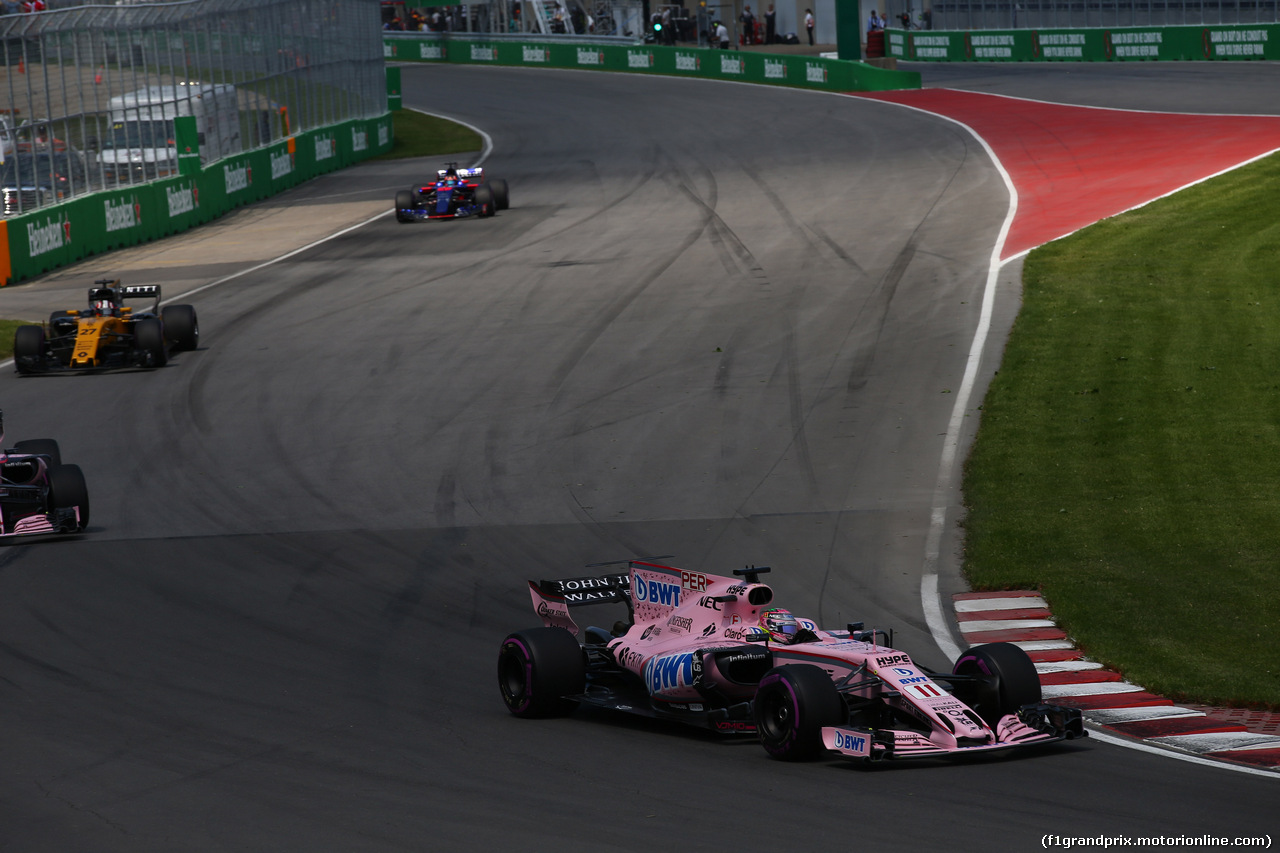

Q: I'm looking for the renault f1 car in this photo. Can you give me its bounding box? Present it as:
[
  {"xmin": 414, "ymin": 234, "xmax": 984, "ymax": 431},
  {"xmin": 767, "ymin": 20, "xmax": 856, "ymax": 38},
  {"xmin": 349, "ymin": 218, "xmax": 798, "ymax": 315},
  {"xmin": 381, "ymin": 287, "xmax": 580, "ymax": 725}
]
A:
[
  {"xmin": 13, "ymin": 278, "xmax": 198, "ymax": 374},
  {"xmin": 0, "ymin": 411, "xmax": 89, "ymax": 537},
  {"xmin": 499, "ymin": 560, "xmax": 1085, "ymax": 763},
  {"xmin": 394, "ymin": 163, "xmax": 509, "ymax": 222}
]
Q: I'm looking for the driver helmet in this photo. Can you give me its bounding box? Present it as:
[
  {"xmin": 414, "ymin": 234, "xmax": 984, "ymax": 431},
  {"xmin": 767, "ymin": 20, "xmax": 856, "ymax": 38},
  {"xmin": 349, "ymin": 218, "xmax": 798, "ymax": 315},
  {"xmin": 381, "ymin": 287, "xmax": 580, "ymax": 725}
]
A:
[
  {"xmin": 91, "ymin": 288, "xmax": 117, "ymax": 316},
  {"xmin": 760, "ymin": 607, "xmax": 801, "ymax": 644}
]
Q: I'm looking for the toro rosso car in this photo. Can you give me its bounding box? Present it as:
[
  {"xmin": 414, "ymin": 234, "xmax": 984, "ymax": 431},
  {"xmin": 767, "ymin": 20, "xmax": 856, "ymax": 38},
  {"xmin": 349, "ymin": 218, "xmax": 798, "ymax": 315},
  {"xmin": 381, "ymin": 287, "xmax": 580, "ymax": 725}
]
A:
[
  {"xmin": 394, "ymin": 163, "xmax": 509, "ymax": 222},
  {"xmin": 13, "ymin": 278, "xmax": 199, "ymax": 374},
  {"xmin": 0, "ymin": 411, "xmax": 89, "ymax": 538},
  {"xmin": 499, "ymin": 560, "xmax": 1085, "ymax": 763}
]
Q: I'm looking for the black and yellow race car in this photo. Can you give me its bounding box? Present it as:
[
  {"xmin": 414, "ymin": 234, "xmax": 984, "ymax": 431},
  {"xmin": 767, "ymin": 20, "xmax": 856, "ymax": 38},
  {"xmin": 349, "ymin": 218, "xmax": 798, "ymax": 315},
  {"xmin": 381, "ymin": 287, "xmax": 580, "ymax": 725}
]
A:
[{"xmin": 13, "ymin": 278, "xmax": 199, "ymax": 374}]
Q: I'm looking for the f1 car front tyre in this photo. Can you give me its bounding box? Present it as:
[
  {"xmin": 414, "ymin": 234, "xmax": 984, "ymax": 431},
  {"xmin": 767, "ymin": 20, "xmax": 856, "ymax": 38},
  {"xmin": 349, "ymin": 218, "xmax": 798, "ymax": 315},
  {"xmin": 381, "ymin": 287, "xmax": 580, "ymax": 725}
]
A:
[
  {"xmin": 952, "ymin": 642, "xmax": 1042, "ymax": 727},
  {"xmin": 491, "ymin": 179, "xmax": 510, "ymax": 211},
  {"xmin": 48, "ymin": 463, "xmax": 90, "ymax": 530},
  {"xmin": 394, "ymin": 190, "xmax": 415, "ymax": 223},
  {"xmin": 474, "ymin": 184, "xmax": 496, "ymax": 218},
  {"xmin": 754, "ymin": 664, "xmax": 846, "ymax": 761},
  {"xmin": 13, "ymin": 325, "xmax": 46, "ymax": 375},
  {"xmin": 133, "ymin": 318, "xmax": 168, "ymax": 368},
  {"xmin": 13, "ymin": 439, "xmax": 62, "ymax": 467},
  {"xmin": 498, "ymin": 628, "xmax": 585, "ymax": 718},
  {"xmin": 162, "ymin": 305, "xmax": 199, "ymax": 351}
]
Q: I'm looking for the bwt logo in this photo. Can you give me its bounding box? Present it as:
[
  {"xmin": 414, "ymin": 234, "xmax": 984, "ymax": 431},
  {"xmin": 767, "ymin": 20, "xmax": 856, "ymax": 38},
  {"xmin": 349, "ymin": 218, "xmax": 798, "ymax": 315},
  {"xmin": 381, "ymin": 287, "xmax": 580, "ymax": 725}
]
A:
[
  {"xmin": 315, "ymin": 136, "xmax": 336, "ymax": 161},
  {"xmin": 633, "ymin": 577, "xmax": 680, "ymax": 607},
  {"xmin": 420, "ymin": 44, "xmax": 444, "ymax": 59},
  {"xmin": 352, "ymin": 128, "xmax": 368, "ymax": 153},
  {"xmin": 806, "ymin": 63, "xmax": 827, "ymax": 83},
  {"xmin": 675, "ymin": 53, "xmax": 698, "ymax": 71},
  {"xmin": 644, "ymin": 652, "xmax": 697, "ymax": 693},
  {"xmin": 223, "ymin": 164, "xmax": 250, "ymax": 194},
  {"xmin": 764, "ymin": 60, "xmax": 786, "ymax": 78},
  {"xmin": 834, "ymin": 731, "xmax": 868, "ymax": 753},
  {"xmin": 103, "ymin": 197, "xmax": 138, "ymax": 233},
  {"xmin": 270, "ymin": 149, "xmax": 293, "ymax": 180},
  {"xmin": 522, "ymin": 46, "xmax": 548, "ymax": 62},
  {"xmin": 166, "ymin": 183, "xmax": 196, "ymax": 217},
  {"xmin": 627, "ymin": 52, "xmax": 653, "ymax": 68}
]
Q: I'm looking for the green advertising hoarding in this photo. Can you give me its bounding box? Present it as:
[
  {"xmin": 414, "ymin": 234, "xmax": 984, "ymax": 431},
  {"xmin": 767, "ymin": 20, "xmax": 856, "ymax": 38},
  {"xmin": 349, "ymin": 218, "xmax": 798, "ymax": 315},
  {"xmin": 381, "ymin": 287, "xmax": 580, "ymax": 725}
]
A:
[
  {"xmin": 2, "ymin": 115, "xmax": 394, "ymax": 286},
  {"xmin": 383, "ymin": 36, "xmax": 922, "ymax": 93},
  {"xmin": 884, "ymin": 23, "xmax": 1279, "ymax": 62}
]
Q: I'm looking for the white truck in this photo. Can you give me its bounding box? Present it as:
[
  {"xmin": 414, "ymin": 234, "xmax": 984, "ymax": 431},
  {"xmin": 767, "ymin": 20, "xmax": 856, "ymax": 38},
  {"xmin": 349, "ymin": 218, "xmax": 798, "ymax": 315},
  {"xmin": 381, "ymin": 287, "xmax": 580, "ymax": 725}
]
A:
[{"xmin": 98, "ymin": 83, "xmax": 241, "ymax": 183}]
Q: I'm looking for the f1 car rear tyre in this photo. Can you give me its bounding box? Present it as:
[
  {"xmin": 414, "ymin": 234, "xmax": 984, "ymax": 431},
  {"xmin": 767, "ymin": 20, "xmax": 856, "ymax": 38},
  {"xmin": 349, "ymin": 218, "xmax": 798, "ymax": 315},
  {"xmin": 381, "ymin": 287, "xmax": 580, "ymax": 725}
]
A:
[
  {"xmin": 491, "ymin": 179, "xmax": 509, "ymax": 210},
  {"xmin": 133, "ymin": 318, "xmax": 168, "ymax": 368},
  {"xmin": 395, "ymin": 190, "xmax": 415, "ymax": 223},
  {"xmin": 162, "ymin": 305, "xmax": 199, "ymax": 351},
  {"xmin": 754, "ymin": 664, "xmax": 846, "ymax": 761},
  {"xmin": 952, "ymin": 642, "xmax": 1042, "ymax": 727},
  {"xmin": 13, "ymin": 325, "xmax": 46, "ymax": 375},
  {"xmin": 474, "ymin": 184, "xmax": 496, "ymax": 218},
  {"xmin": 48, "ymin": 463, "xmax": 90, "ymax": 530},
  {"xmin": 498, "ymin": 628, "xmax": 585, "ymax": 718},
  {"xmin": 13, "ymin": 439, "xmax": 62, "ymax": 467}
]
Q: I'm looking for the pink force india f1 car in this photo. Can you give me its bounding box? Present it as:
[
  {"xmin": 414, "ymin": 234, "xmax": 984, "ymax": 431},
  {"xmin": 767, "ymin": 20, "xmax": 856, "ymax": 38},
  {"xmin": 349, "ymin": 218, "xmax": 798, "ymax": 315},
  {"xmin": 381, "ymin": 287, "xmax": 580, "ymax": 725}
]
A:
[
  {"xmin": 499, "ymin": 560, "xmax": 1086, "ymax": 763},
  {"xmin": 0, "ymin": 411, "xmax": 89, "ymax": 538}
]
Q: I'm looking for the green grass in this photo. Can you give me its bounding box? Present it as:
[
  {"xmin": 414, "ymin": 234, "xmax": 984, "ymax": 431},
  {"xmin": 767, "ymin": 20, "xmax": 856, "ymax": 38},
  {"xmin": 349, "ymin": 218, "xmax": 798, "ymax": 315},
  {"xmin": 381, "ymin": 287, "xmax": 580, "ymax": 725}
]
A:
[
  {"xmin": 0, "ymin": 320, "xmax": 26, "ymax": 361},
  {"xmin": 964, "ymin": 153, "xmax": 1280, "ymax": 709},
  {"xmin": 374, "ymin": 108, "xmax": 483, "ymax": 160}
]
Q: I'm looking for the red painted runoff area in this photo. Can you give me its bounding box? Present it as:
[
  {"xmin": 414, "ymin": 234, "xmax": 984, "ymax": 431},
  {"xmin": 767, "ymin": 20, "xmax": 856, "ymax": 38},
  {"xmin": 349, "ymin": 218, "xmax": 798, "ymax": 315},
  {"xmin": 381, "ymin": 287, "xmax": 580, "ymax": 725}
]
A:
[{"xmin": 853, "ymin": 89, "xmax": 1280, "ymax": 260}]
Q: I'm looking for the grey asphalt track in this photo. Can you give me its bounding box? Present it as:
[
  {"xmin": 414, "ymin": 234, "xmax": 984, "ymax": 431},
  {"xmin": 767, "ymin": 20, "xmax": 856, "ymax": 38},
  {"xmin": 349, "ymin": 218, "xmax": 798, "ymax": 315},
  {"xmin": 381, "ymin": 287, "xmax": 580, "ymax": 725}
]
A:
[{"xmin": 0, "ymin": 63, "xmax": 1275, "ymax": 851}]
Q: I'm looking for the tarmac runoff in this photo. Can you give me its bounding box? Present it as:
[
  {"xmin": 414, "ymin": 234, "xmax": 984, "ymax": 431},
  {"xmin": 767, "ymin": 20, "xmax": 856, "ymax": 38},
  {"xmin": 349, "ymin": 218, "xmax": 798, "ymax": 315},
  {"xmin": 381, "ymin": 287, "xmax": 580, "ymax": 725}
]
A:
[{"xmin": 954, "ymin": 591, "xmax": 1280, "ymax": 773}]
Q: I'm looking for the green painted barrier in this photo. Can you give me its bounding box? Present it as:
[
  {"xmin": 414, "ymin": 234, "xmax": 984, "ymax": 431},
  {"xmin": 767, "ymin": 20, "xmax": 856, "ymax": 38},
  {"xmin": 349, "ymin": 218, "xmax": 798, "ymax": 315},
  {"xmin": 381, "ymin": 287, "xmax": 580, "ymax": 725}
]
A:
[
  {"xmin": 885, "ymin": 23, "xmax": 1280, "ymax": 62},
  {"xmin": 1, "ymin": 114, "xmax": 394, "ymax": 287},
  {"xmin": 383, "ymin": 36, "xmax": 922, "ymax": 93}
]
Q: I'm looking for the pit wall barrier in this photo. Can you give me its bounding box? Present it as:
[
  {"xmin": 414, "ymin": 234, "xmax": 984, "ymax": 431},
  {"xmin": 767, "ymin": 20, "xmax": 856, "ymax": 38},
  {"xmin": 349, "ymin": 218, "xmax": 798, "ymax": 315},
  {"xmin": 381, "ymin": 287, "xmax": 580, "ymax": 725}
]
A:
[
  {"xmin": 0, "ymin": 115, "xmax": 394, "ymax": 288},
  {"xmin": 382, "ymin": 36, "xmax": 923, "ymax": 93},
  {"xmin": 884, "ymin": 23, "xmax": 1279, "ymax": 61}
]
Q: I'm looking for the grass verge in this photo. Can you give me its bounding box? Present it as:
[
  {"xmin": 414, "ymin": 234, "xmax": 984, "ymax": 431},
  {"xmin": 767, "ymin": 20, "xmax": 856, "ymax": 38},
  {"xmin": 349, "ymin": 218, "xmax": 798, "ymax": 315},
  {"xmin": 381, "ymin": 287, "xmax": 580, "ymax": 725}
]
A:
[
  {"xmin": 963, "ymin": 153, "xmax": 1280, "ymax": 709},
  {"xmin": 374, "ymin": 108, "xmax": 484, "ymax": 160},
  {"xmin": 0, "ymin": 320, "xmax": 27, "ymax": 362}
]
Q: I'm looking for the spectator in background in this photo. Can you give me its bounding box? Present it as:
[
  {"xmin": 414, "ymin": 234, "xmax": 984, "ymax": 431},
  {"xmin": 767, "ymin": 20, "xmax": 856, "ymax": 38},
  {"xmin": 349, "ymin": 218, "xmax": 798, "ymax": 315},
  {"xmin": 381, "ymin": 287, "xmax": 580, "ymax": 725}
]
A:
[
  {"xmin": 714, "ymin": 19, "xmax": 730, "ymax": 48},
  {"xmin": 804, "ymin": 8, "xmax": 814, "ymax": 44},
  {"xmin": 2, "ymin": 0, "xmax": 21, "ymax": 14},
  {"xmin": 764, "ymin": 4, "xmax": 776, "ymax": 43},
  {"xmin": 740, "ymin": 4, "xmax": 755, "ymax": 44},
  {"xmin": 867, "ymin": 8, "xmax": 881, "ymax": 31}
]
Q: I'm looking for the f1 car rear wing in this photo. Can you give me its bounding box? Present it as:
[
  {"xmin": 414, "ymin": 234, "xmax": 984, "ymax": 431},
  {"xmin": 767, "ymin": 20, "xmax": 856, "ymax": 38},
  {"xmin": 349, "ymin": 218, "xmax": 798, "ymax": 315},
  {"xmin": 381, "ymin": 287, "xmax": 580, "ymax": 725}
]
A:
[
  {"xmin": 437, "ymin": 166, "xmax": 483, "ymax": 181},
  {"xmin": 529, "ymin": 571, "xmax": 630, "ymax": 634}
]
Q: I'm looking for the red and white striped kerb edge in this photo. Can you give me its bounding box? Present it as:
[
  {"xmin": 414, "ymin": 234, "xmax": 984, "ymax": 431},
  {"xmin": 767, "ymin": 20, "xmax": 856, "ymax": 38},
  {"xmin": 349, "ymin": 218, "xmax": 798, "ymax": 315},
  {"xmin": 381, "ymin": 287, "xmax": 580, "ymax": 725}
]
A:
[{"xmin": 954, "ymin": 591, "xmax": 1280, "ymax": 772}]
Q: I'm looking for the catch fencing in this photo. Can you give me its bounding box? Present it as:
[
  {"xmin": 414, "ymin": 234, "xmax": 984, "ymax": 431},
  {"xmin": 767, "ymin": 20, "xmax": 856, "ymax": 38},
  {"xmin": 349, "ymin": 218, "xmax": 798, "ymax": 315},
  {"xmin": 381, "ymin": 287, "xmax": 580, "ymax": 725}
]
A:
[{"xmin": 1, "ymin": 0, "xmax": 391, "ymax": 285}]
